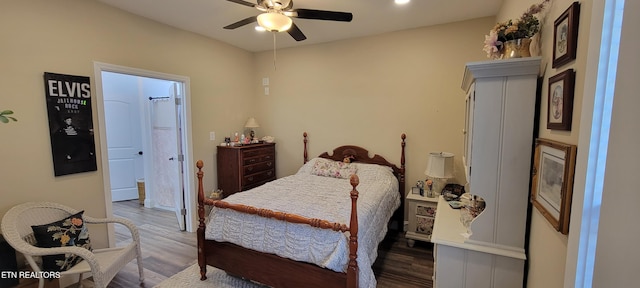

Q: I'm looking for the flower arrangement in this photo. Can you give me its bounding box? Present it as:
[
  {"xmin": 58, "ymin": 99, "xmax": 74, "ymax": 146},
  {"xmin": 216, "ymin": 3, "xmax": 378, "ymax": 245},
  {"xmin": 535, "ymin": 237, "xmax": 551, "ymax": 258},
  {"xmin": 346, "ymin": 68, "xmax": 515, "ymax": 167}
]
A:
[{"xmin": 483, "ymin": 0, "xmax": 550, "ymax": 59}]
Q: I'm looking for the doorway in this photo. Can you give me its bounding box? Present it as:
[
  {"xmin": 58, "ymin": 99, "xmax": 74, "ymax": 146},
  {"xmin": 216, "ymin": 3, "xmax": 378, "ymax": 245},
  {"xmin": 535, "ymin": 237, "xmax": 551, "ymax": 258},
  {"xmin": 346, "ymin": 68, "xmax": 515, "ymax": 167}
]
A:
[{"xmin": 94, "ymin": 63, "xmax": 196, "ymax": 245}]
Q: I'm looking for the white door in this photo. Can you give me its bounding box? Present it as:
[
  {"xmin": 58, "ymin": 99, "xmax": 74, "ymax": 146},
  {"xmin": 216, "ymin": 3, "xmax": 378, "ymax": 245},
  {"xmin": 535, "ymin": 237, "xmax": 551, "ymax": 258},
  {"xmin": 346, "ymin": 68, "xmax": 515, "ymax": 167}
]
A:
[
  {"xmin": 147, "ymin": 81, "xmax": 186, "ymax": 230},
  {"xmin": 172, "ymin": 83, "xmax": 186, "ymax": 230},
  {"xmin": 103, "ymin": 72, "xmax": 144, "ymax": 202}
]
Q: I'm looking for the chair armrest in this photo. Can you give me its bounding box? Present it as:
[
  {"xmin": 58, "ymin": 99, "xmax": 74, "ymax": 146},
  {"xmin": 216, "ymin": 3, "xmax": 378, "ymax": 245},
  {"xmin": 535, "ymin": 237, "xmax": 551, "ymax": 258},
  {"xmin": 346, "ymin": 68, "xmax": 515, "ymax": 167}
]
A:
[
  {"xmin": 26, "ymin": 245, "xmax": 102, "ymax": 272},
  {"xmin": 82, "ymin": 216, "xmax": 140, "ymax": 244}
]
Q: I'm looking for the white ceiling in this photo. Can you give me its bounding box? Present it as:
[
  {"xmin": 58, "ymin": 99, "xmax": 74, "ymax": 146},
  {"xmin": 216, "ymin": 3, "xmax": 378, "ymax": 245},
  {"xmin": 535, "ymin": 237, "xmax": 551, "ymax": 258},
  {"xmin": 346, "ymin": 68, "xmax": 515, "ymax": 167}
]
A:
[{"xmin": 97, "ymin": 0, "xmax": 502, "ymax": 52}]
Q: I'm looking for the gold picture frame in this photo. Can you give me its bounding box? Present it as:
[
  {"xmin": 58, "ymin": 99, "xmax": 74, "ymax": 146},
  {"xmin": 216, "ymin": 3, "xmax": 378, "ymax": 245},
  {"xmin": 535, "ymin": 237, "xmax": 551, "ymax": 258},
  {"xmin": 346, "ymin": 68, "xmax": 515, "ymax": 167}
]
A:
[{"xmin": 530, "ymin": 138, "xmax": 577, "ymax": 234}]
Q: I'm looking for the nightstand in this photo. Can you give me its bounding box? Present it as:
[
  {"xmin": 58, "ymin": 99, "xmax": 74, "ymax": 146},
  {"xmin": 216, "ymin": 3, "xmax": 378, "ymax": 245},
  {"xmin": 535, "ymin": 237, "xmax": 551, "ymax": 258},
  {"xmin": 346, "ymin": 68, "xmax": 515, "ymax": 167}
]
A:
[{"xmin": 405, "ymin": 193, "xmax": 439, "ymax": 247}]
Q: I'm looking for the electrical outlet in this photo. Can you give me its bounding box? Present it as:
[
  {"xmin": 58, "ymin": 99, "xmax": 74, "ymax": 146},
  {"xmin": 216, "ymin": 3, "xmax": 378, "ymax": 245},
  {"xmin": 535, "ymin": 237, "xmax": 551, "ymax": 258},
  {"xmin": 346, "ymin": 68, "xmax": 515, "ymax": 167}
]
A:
[
  {"xmin": 264, "ymin": 87, "xmax": 270, "ymax": 95},
  {"xmin": 210, "ymin": 131, "xmax": 215, "ymax": 141}
]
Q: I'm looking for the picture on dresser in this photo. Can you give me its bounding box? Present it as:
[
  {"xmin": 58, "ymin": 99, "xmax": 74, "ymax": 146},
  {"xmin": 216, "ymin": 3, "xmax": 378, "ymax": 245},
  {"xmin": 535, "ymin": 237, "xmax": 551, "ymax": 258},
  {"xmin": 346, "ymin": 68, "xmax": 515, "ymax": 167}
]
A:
[{"xmin": 530, "ymin": 138, "xmax": 577, "ymax": 234}]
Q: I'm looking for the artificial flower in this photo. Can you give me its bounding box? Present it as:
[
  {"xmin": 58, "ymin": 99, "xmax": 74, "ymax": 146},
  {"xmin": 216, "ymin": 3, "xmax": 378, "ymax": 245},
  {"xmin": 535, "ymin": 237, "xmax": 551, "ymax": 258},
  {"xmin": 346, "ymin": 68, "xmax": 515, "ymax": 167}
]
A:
[{"xmin": 483, "ymin": 0, "xmax": 550, "ymax": 58}]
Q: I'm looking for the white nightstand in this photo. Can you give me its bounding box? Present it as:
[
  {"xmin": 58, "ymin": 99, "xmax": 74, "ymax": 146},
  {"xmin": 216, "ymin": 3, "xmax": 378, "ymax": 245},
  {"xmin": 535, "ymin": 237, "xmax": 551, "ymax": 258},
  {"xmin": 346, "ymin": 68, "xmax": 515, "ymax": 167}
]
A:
[{"xmin": 405, "ymin": 193, "xmax": 439, "ymax": 247}]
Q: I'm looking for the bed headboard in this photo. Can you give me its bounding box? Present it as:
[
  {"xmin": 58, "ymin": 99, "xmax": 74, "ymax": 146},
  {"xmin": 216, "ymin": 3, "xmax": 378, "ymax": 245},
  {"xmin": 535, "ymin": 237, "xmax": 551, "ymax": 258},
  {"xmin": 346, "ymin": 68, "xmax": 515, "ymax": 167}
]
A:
[{"xmin": 303, "ymin": 132, "xmax": 406, "ymax": 178}]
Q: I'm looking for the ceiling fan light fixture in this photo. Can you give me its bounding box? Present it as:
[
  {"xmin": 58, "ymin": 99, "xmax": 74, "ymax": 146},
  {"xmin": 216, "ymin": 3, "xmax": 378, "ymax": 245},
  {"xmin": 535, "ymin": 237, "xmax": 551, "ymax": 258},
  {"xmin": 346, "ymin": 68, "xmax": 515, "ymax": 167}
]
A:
[{"xmin": 257, "ymin": 12, "xmax": 292, "ymax": 32}]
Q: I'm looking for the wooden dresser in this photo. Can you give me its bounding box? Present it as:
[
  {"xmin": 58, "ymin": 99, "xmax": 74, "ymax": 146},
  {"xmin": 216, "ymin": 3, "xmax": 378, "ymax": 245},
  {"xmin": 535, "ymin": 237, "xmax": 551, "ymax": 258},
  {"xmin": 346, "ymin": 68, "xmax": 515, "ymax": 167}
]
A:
[{"xmin": 216, "ymin": 142, "xmax": 275, "ymax": 197}]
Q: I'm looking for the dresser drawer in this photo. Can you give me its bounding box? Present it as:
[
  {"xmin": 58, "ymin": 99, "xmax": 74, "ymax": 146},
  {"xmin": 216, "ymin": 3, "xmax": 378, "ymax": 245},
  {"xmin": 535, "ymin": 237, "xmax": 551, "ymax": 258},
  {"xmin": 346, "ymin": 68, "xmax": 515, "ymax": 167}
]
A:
[
  {"xmin": 243, "ymin": 161, "xmax": 274, "ymax": 174},
  {"xmin": 243, "ymin": 153, "xmax": 274, "ymax": 166},
  {"xmin": 242, "ymin": 147, "xmax": 274, "ymax": 158},
  {"xmin": 242, "ymin": 169, "xmax": 275, "ymax": 187}
]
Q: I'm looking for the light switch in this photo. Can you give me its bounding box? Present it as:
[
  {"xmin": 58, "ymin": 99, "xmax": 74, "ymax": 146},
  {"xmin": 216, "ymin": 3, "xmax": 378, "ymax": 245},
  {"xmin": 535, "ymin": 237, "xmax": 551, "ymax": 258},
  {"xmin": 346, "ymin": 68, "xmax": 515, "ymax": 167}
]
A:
[
  {"xmin": 210, "ymin": 132, "xmax": 215, "ymax": 141},
  {"xmin": 264, "ymin": 87, "xmax": 270, "ymax": 95},
  {"xmin": 262, "ymin": 77, "xmax": 269, "ymax": 86}
]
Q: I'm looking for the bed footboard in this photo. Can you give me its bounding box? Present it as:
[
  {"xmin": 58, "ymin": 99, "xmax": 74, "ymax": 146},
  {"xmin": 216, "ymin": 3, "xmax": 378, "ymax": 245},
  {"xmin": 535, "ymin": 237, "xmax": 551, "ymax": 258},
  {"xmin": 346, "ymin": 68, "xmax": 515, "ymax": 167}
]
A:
[{"xmin": 196, "ymin": 160, "xmax": 359, "ymax": 288}]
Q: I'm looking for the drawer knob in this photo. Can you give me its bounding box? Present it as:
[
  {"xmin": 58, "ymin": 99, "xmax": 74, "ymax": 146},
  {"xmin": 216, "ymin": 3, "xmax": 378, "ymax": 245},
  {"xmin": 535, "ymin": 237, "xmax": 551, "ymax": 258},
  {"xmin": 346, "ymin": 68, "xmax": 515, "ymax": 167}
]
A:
[
  {"xmin": 267, "ymin": 162, "xmax": 273, "ymax": 167},
  {"xmin": 247, "ymin": 166, "xmax": 253, "ymax": 171},
  {"xmin": 267, "ymin": 171, "xmax": 273, "ymax": 176},
  {"xmin": 248, "ymin": 176, "xmax": 254, "ymax": 181}
]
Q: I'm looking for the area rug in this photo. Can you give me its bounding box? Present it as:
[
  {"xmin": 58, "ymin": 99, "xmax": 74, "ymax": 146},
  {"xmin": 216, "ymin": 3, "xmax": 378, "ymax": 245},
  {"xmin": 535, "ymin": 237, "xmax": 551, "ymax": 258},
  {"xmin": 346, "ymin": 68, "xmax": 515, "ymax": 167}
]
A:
[{"xmin": 153, "ymin": 264, "xmax": 268, "ymax": 288}]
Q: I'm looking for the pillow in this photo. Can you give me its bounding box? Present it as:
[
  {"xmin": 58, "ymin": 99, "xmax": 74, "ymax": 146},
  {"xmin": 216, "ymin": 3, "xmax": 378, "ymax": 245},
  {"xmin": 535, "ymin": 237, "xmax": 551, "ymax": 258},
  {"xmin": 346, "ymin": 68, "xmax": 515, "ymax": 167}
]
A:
[
  {"xmin": 31, "ymin": 211, "xmax": 92, "ymax": 272},
  {"xmin": 296, "ymin": 158, "xmax": 321, "ymax": 175},
  {"xmin": 311, "ymin": 158, "xmax": 358, "ymax": 179}
]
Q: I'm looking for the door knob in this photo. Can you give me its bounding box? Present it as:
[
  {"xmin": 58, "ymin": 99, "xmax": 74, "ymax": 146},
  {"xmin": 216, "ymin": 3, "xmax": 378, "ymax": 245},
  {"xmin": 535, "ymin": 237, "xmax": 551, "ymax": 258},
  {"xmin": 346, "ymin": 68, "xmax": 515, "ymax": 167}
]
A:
[
  {"xmin": 138, "ymin": 151, "xmax": 143, "ymax": 155},
  {"xmin": 169, "ymin": 157, "xmax": 175, "ymax": 160}
]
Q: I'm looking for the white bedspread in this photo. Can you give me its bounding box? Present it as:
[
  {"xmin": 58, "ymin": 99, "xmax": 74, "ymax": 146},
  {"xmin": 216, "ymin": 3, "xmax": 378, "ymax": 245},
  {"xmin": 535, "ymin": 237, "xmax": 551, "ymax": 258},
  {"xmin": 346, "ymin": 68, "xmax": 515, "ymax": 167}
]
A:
[{"xmin": 205, "ymin": 158, "xmax": 400, "ymax": 288}]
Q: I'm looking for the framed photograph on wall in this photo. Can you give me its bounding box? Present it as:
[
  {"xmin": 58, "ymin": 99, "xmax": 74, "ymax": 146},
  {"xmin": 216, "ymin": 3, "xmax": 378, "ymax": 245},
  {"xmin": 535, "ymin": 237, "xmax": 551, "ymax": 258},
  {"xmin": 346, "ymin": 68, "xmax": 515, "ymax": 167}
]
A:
[
  {"xmin": 530, "ymin": 138, "xmax": 577, "ymax": 235},
  {"xmin": 547, "ymin": 69, "xmax": 575, "ymax": 131},
  {"xmin": 552, "ymin": 2, "xmax": 580, "ymax": 68}
]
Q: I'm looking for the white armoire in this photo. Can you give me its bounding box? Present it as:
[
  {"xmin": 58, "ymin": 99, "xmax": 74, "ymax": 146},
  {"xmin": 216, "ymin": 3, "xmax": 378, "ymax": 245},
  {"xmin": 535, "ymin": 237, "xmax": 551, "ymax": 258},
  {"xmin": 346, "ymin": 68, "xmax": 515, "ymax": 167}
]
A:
[{"xmin": 431, "ymin": 57, "xmax": 541, "ymax": 288}]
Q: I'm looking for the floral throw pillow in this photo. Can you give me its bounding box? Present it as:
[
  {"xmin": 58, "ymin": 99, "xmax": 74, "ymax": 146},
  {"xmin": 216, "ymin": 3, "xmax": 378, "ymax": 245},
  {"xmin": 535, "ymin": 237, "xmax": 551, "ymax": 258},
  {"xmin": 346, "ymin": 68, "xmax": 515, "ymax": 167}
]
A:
[
  {"xmin": 311, "ymin": 159, "xmax": 358, "ymax": 179},
  {"xmin": 31, "ymin": 211, "xmax": 92, "ymax": 272}
]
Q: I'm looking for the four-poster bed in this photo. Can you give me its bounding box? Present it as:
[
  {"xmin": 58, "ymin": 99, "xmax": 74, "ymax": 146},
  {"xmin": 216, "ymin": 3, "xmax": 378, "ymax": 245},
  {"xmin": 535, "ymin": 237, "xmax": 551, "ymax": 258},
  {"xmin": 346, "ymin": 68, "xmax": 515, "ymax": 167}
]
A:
[{"xmin": 196, "ymin": 132, "xmax": 406, "ymax": 288}]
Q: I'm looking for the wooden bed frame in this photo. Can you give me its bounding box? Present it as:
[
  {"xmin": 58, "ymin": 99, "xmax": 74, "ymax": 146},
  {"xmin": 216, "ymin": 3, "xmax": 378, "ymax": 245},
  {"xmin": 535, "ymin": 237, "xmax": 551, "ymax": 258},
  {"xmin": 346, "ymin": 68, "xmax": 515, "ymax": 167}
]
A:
[{"xmin": 197, "ymin": 132, "xmax": 406, "ymax": 288}]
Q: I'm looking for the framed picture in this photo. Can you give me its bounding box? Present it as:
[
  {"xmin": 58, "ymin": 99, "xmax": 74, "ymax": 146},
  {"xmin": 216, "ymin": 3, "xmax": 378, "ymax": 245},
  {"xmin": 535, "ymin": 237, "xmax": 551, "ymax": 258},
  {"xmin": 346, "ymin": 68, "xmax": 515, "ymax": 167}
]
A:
[
  {"xmin": 530, "ymin": 138, "xmax": 577, "ymax": 234},
  {"xmin": 547, "ymin": 69, "xmax": 575, "ymax": 131},
  {"xmin": 552, "ymin": 2, "xmax": 580, "ymax": 68},
  {"xmin": 44, "ymin": 72, "xmax": 97, "ymax": 176}
]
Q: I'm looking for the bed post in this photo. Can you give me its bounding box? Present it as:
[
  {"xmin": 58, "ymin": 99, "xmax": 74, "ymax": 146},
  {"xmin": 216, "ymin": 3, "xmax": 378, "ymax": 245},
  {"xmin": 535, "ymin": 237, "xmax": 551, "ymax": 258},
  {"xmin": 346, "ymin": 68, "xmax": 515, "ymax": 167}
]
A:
[
  {"xmin": 196, "ymin": 160, "xmax": 207, "ymax": 281},
  {"xmin": 303, "ymin": 132, "xmax": 308, "ymax": 164},
  {"xmin": 400, "ymin": 133, "xmax": 406, "ymax": 190},
  {"xmin": 397, "ymin": 134, "xmax": 407, "ymax": 228},
  {"xmin": 347, "ymin": 174, "xmax": 359, "ymax": 288}
]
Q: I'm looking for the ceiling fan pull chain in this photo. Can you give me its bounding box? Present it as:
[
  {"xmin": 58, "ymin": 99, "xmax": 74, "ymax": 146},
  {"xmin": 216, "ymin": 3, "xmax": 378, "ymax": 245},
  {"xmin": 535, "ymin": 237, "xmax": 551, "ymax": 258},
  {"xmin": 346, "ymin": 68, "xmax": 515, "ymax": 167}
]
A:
[{"xmin": 273, "ymin": 32, "xmax": 277, "ymax": 70}]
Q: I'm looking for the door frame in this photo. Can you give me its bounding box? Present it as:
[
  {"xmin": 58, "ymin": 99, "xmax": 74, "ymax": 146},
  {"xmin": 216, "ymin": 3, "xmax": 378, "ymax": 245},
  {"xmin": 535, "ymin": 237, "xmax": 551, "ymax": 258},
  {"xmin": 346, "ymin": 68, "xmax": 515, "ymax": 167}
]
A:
[{"xmin": 93, "ymin": 62, "xmax": 197, "ymax": 246}]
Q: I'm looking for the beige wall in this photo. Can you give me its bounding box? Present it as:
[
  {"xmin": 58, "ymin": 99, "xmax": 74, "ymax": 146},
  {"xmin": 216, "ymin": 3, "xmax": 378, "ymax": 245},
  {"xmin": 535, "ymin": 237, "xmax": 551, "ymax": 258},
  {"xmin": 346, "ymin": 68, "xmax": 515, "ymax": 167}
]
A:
[
  {"xmin": 0, "ymin": 0, "xmax": 254, "ymax": 247},
  {"xmin": 0, "ymin": 0, "xmax": 492, "ymax": 246},
  {"xmin": 498, "ymin": 0, "xmax": 592, "ymax": 287},
  {"xmin": 252, "ymin": 18, "xmax": 494, "ymax": 195},
  {"xmin": 1, "ymin": 1, "xmax": 602, "ymax": 286},
  {"xmin": 591, "ymin": 1, "xmax": 639, "ymax": 286}
]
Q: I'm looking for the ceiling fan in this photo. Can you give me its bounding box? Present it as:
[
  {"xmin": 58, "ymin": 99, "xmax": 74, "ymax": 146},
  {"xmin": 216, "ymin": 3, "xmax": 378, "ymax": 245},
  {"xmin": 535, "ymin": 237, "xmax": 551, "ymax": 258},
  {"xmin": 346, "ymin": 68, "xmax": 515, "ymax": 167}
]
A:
[{"xmin": 223, "ymin": 0, "xmax": 353, "ymax": 41}]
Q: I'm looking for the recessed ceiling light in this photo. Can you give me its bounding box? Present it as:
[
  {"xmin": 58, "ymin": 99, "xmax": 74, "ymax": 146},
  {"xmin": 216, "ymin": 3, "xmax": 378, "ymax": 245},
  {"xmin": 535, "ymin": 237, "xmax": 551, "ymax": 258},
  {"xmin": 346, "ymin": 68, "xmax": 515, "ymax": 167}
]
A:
[{"xmin": 395, "ymin": 0, "xmax": 410, "ymax": 4}]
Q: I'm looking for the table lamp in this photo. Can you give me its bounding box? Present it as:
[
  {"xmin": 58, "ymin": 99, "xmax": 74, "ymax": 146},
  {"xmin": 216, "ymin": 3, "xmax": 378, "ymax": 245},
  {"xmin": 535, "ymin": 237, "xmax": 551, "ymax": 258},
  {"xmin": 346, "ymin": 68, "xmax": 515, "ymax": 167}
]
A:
[
  {"xmin": 244, "ymin": 117, "xmax": 260, "ymax": 143},
  {"xmin": 424, "ymin": 152, "xmax": 454, "ymax": 197}
]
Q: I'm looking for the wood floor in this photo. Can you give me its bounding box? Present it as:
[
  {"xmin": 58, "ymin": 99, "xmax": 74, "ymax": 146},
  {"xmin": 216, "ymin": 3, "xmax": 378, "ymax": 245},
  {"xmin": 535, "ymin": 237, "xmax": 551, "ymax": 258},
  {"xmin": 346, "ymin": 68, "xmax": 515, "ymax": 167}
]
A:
[{"xmin": 107, "ymin": 200, "xmax": 434, "ymax": 288}]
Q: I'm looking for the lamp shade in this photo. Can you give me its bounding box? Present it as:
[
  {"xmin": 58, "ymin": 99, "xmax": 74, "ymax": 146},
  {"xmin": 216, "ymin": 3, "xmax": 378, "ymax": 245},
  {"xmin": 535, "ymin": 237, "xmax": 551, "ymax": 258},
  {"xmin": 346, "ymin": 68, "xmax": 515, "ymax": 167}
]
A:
[
  {"xmin": 425, "ymin": 152, "xmax": 454, "ymax": 178},
  {"xmin": 257, "ymin": 13, "xmax": 292, "ymax": 32},
  {"xmin": 244, "ymin": 117, "xmax": 260, "ymax": 128}
]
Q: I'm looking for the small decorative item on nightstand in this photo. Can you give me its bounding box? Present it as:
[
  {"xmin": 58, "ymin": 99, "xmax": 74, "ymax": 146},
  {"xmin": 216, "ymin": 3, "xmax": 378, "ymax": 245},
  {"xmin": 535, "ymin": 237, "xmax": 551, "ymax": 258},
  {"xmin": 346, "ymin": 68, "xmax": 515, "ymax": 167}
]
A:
[{"xmin": 413, "ymin": 180, "xmax": 425, "ymax": 196}]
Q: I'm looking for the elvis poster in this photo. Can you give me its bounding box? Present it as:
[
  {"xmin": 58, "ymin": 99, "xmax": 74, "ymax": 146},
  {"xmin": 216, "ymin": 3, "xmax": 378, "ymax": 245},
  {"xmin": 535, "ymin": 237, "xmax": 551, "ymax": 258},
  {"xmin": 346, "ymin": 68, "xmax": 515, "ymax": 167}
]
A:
[{"xmin": 44, "ymin": 72, "xmax": 97, "ymax": 176}]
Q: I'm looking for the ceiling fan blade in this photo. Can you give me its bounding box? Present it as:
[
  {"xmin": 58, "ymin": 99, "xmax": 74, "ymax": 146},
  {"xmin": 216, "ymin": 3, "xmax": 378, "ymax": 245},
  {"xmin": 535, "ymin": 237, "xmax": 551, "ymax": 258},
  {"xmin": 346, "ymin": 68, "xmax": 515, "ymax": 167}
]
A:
[
  {"xmin": 226, "ymin": 0, "xmax": 257, "ymax": 8},
  {"xmin": 287, "ymin": 22, "xmax": 307, "ymax": 41},
  {"xmin": 292, "ymin": 9, "xmax": 353, "ymax": 22},
  {"xmin": 223, "ymin": 16, "xmax": 258, "ymax": 29}
]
